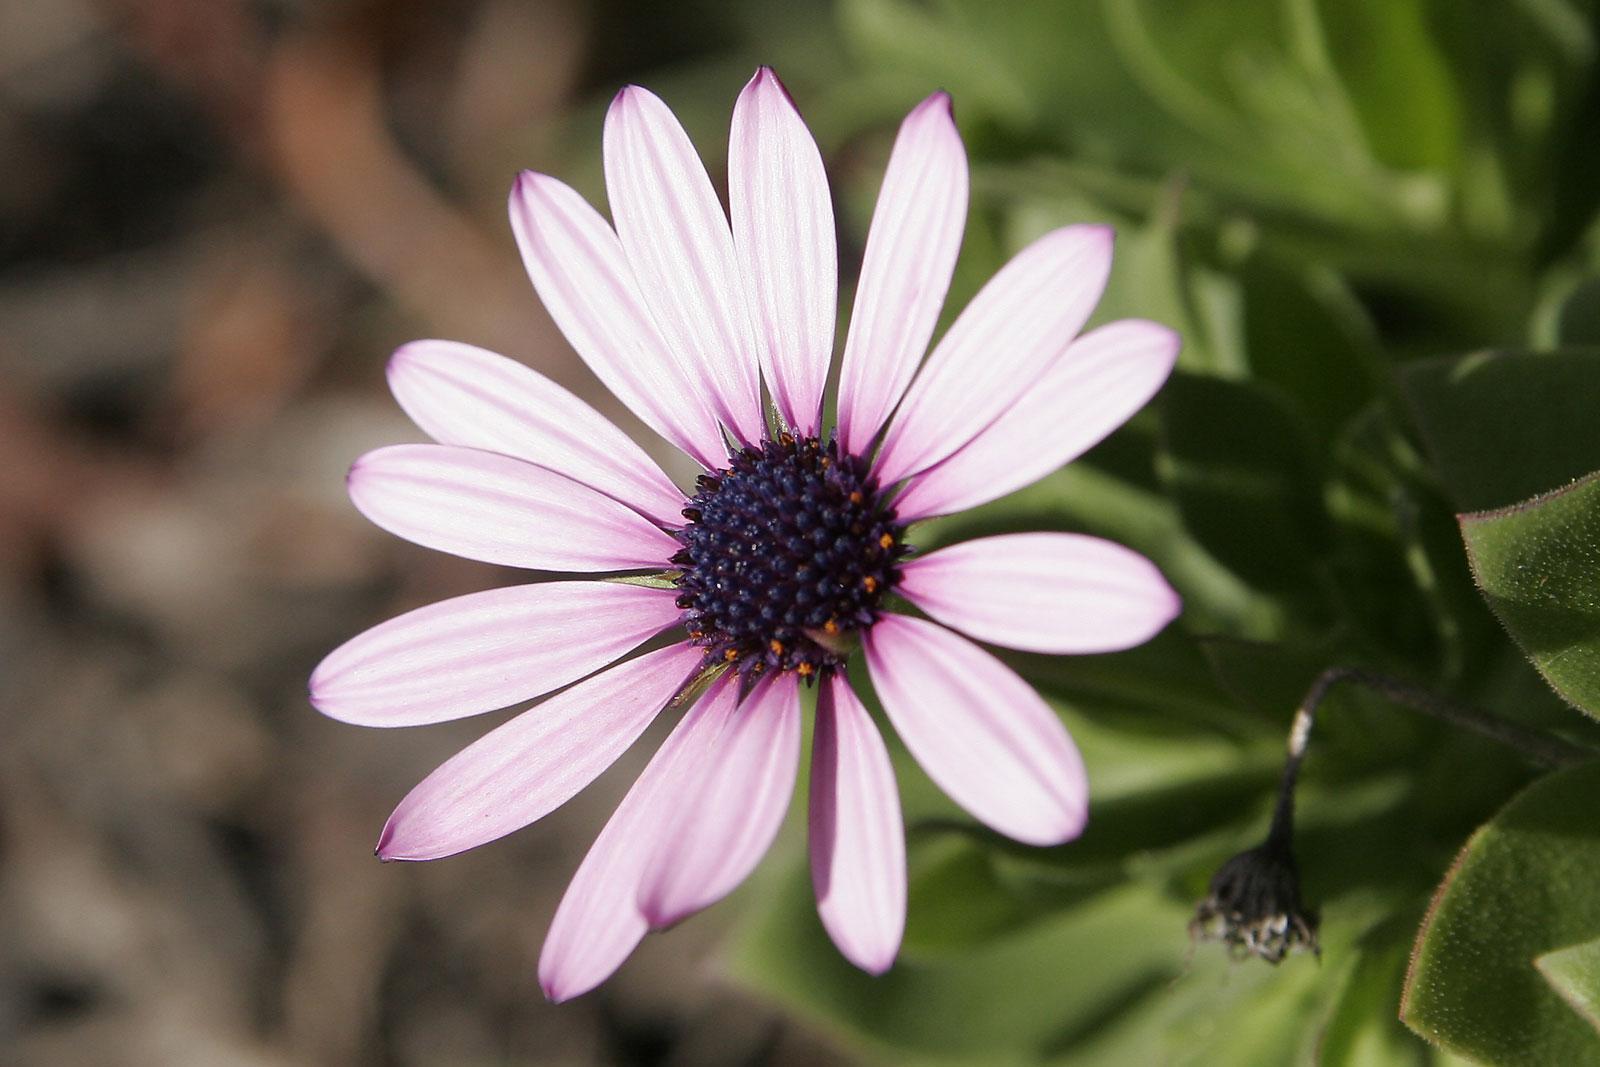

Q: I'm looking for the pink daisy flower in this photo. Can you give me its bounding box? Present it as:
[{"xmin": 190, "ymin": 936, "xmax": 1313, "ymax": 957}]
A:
[{"xmin": 311, "ymin": 68, "xmax": 1181, "ymax": 1002}]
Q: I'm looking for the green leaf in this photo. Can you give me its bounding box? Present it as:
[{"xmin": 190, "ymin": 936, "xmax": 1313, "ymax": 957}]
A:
[
  {"xmin": 1398, "ymin": 349, "xmax": 1600, "ymax": 512},
  {"xmin": 1157, "ymin": 373, "xmax": 1332, "ymax": 595},
  {"xmin": 1320, "ymin": 911, "xmax": 1435, "ymax": 1067},
  {"xmin": 1402, "ymin": 760, "xmax": 1600, "ymax": 1063},
  {"xmin": 1459, "ymin": 470, "xmax": 1600, "ymax": 717},
  {"xmin": 1556, "ymin": 277, "xmax": 1600, "ymax": 347},
  {"xmin": 1537, "ymin": 936, "xmax": 1600, "ymax": 1036},
  {"xmin": 1237, "ymin": 257, "xmax": 1380, "ymax": 446},
  {"xmin": 726, "ymin": 870, "xmax": 1191, "ymax": 1064},
  {"xmin": 1312, "ymin": 0, "xmax": 1463, "ymax": 173}
]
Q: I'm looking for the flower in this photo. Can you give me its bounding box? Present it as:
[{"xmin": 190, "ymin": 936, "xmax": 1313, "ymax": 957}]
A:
[
  {"xmin": 1190, "ymin": 840, "xmax": 1320, "ymax": 964},
  {"xmin": 310, "ymin": 67, "xmax": 1181, "ymax": 1002}
]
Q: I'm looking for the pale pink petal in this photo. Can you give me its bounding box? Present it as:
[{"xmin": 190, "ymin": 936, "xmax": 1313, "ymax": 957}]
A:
[
  {"xmin": 898, "ymin": 533, "xmax": 1180, "ymax": 654},
  {"xmin": 509, "ymin": 171, "xmax": 724, "ymax": 468},
  {"xmin": 637, "ymin": 673, "xmax": 802, "ymax": 927},
  {"xmin": 864, "ymin": 614, "xmax": 1087, "ymax": 846},
  {"xmin": 310, "ymin": 581, "xmax": 681, "ymax": 727},
  {"xmin": 874, "ymin": 225, "xmax": 1114, "ymax": 487},
  {"xmin": 810, "ymin": 674, "xmax": 905, "ymax": 974},
  {"xmin": 387, "ymin": 340, "xmax": 686, "ymax": 527},
  {"xmin": 835, "ymin": 93, "xmax": 967, "ymax": 456},
  {"xmin": 604, "ymin": 86, "xmax": 764, "ymax": 446},
  {"xmin": 895, "ymin": 319, "xmax": 1179, "ymax": 520},
  {"xmin": 729, "ymin": 67, "xmax": 837, "ymax": 436},
  {"xmin": 348, "ymin": 444, "xmax": 679, "ymax": 570},
  {"xmin": 539, "ymin": 673, "xmax": 740, "ymax": 1003},
  {"xmin": 376, "ymin": 643, "xmax": 703, "ymax": 861}
]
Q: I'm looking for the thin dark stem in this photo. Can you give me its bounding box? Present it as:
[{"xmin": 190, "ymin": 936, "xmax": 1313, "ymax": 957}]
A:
[
  {"xmin": 1294, "ymin": 667, "xmax": 1592, "ymax": 768},
  {"xmin": 1192, "ymin": 667, "xmax": 1593, "ymax": 963},
  {"xmin": 1264, "ymin": 666, "xmax": 1594, "ymax": 849}
]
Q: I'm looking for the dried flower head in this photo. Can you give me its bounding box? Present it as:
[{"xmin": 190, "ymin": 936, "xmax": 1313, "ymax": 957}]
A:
[{"xmin": 1190, "ymin": 841, "xmax": 1320, "ymax": 964}]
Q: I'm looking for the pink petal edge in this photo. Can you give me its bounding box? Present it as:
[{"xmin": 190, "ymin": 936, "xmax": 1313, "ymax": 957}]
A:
[
  {"xmin": 898, "ymin": 532, "xmax": 1180, "ymax": 655},
  {"xmin": 874, "ymin": 224, "xmax": 1114, "ymax": 488},
  {"xmin": 509, "ymin": 171, "xmax": 725, "ymax": 469},
  {"xmin": 347, "ymin": 443, "xmax": 680, "ymax": 571},
  {"xmin": 310, "ymin": 581, "xmax": 681, "ymax": 727},
  {"xmin": 895, "ymin": 319, "xmax": 1179, "ymax": 520},
  {"xmin": 376, "ymin": 643, "xmax": 704, "ymax": 862},
  {"xmin": 539, "ymin": 672, "xmax": 741, "ymax": 1003},
  {"xmin": 604, "ymin": 85, "xmax": 765, "ymax": 447},
  {"xmin": 636, "ymin": 672, "xmax": 802, "ymax": 928},
  {"xmin": 387, "ymin": 340, "xmax": 686, "ymax": 527},
  {"xmin": 865, "ymin": 614, "xmax": 1087, "ymax": 846},
  {"xmin": 835, "ymin": 92, "xmax": 967, "ymax": 457},
  {"xmin": 810, "ymin": 673, "xmax": 906, "ymax": 974},
  {"xmin": 730, "ymin": 67, "xmax": 838, "ymax": 436}
]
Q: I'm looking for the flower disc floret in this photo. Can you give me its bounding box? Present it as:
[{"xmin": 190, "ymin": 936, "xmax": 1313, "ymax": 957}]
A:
[{"xmin": 672, "ymin": 433, "xmax": 908, "ymax": 678}]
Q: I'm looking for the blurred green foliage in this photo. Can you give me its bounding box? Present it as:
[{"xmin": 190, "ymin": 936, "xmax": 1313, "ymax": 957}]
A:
[{"xmin": 597, "ymin": 0, "xmax": 1600, "ymax": 1061}]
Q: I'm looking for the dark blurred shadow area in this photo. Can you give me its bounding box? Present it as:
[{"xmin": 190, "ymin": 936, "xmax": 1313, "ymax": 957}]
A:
[{"xmin": 0, "ymin": 1, "xmax": 848, "ymax": 1063}]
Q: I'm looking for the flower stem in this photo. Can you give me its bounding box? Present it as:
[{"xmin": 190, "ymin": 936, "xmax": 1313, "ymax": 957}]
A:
[
  {"xmin": 1193, "ymin": 668, "xmax": 1592, "ymax": 962},
  {"xmin": 1268, "ymin": 667, "xmax": 1592, "ymax": 846}
]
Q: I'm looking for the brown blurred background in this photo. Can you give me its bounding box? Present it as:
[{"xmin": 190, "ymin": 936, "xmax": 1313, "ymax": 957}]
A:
[{"xmin": 0, "ymin": 1, "xmax": 859, "ymax": 1063}]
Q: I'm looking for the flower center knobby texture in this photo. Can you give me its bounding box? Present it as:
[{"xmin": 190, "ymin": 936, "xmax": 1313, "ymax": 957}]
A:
[{"xmin": 672, "ymin": 433, "xmax": 909, "ymax": 680}]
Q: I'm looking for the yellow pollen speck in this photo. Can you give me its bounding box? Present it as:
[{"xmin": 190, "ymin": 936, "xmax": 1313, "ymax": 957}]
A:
[
  {"xmin": 823, "ymin": 619, "xmax": 840, "ymax": 635},
  {"xmin": 724, "ymin": 648, "xmax": 740, "ymax": 661},
  {"xmin": 879, "ymin": 533, "xmax": 894, "ymax": 549},
  {"xmin": 769, "ymin": 639, "xmax": 785, "ymax": 655},
  {"xmin": 849, "ymin": 490, "xmax": 863, "ymax": 504},
  {"xmin": 863, "ymin": 576, "xmax": 878, "ymax": 593},
  {"xmin": 796, "ymin": 662, "xmax": 814, "ymax": 677}
]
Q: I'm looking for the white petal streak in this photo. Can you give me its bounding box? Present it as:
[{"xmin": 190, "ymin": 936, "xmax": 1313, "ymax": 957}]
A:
[
  {"xmin": 810, "ymin": 674, "xmax": 905, "ymax": 974},
  {"xmin": 604, "ymin": 86, "xmax": 764, "ymax": 446},
  {"xmin": 835, "ymin": 92, "xmax": 967, "ymax": 456},
  {"xmin": 375, "ymin": 643, "xmax": 703, "ymax": 862},
  {"xmin": 730, "ymin": 67, "xmax": 837, "ymax": 435},
  {"xmin": 348, "ymin": 444, "xmax": 679, "ymax": 570},
  {"xmin": 865, "ymin": 614, "xmax": 1087, "ymax": 846},
  {"xmin": 509, "ymin": 171, "xmax": 723, "ymax": 468},
  {"xmin": 874, "ymin": 225, "xmax": 1114, "ymax": 487},
  {"xmin": 898, "ymin": 533, "xmax": 1180, "ymax": 654},
  {"xmin": 388, "ymin": 340, "xmax": 686, "ymax": 526},
  {"xmin": 637, "ymin": 672, "xmax": 802, "ymax": 927},
  {"xmin": 895, "ymin": 319, "xmax": 1178, "ymax": 520},
  {"xmin": 539, "ymin": 673, "xmax": 740, "ymax": 1003},
  {"xmin": 309, "ymin": 581, "xmax": 682, "ymax": 727}
]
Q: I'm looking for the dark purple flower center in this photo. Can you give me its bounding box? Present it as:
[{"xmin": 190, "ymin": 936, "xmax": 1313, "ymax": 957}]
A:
[{"xmin": 672, "ymin": 433, "xmax": 909, "ymax": 681}]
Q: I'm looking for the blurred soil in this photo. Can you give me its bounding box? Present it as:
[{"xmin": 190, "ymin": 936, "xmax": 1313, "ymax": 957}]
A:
[{"xmin": 0, "ymin": 2, "xmax": 849, "ymax": 1063}]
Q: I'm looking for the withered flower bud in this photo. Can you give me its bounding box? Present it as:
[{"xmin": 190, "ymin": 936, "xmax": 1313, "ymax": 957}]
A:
[{"xmin": 1189, "ymin": 840, "xmax": 1319, "ymax": 964}]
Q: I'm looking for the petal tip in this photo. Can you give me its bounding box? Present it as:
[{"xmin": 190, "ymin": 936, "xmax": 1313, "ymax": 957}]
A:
[
  {"xmin": 838, "ymin": 938, "xmax": 900, "ymax": 976},
  {"xmin": 1159, "ymin": 584, "xmax": 1184, "ymax": 627},
  {"xmin": 859, "ymin": 955, "xmax": 897, "ymax": 977},
  {"xmin": 609, "ymin": 83, "xmax": 655, "ymax": 116},
  {"xmin": 510, "ymin": 168, "xmax": 540, "ymax": 198},
  {"xmin": 745, "ymin": 64, "xmax": 796, "ymax": 106},
  {"xmin": 537, "ymin": 958, "xmax": 590, "ymax": 1005},
  {"xmin": 1019, "ymin": 804, "xmax": 1089, "ymax": 848},
  {"xmin": 540, "ymin": 979, "xmax": 574, "ymax": 1005},
  {"xmin": 638, "ymin": 894, "xmax": 688, "ymax": 932},
  {"xmin": 1084, "ymin": 221, "xmax": 1116, "ymax": 245},
  {"xmin": 385, "ymin": 340, "xmax": 428, "ymax": 384}
]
